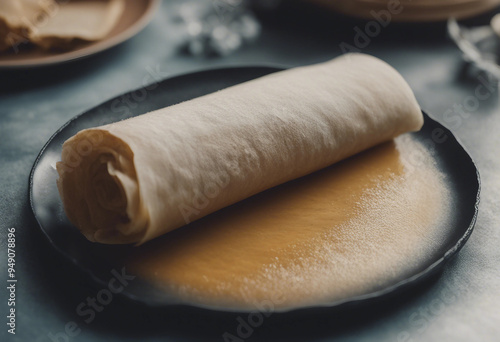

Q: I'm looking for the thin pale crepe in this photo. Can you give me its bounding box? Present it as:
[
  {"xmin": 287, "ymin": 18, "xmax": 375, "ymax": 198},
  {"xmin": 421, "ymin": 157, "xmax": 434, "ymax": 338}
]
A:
[
  {"xmin": 29, "ymin": 0, "xmax": 124, "ymax": 50},
  {"xmin": 0, "ymin": 0, "xmax": 53, "ymax": 51},
  {"xmin": 56, "ymin": 53, "xmax": 423, "ymax": 245},
  {"xmin": 0, "ymin": 0, "xmax": 123, "ymax": 52}
]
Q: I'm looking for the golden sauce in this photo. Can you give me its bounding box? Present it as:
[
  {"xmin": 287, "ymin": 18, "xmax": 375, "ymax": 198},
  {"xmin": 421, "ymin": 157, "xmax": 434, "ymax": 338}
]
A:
[{"xmin": 127, "ymin": 137, "xmax": 448, "ymax": 310}]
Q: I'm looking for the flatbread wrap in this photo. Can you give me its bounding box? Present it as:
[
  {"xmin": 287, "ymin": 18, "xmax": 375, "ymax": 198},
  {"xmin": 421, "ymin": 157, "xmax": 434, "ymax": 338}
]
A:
[{"xmin": 56, "ymin": 53, "xmax": 423, "ymax": 244}]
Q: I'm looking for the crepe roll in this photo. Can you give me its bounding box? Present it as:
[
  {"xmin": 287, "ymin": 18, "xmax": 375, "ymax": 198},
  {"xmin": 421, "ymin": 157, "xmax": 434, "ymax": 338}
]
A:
[{"xmin": 56, "ymin": 53, "xmax": 423, "ymax": 245}]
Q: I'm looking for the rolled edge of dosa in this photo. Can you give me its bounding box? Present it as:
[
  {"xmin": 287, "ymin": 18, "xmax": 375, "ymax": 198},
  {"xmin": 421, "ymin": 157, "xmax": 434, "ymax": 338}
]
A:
[
  {"xmin": 56, "ymin": 53, "xmax": 423, "ymax": 245},
  {"xmin": 57, "ymin": 131, "xmax": 149, "ymax": 243}
]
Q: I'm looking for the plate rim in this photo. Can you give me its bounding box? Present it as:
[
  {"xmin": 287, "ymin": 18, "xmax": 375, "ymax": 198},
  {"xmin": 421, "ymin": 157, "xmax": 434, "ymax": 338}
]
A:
[
  {"xmin": 321, "ymin": 0, "xmax": 499, "ymax": 22},
  {"xmin": 0, "ymin": 0, "xmax": 161, "ymax": 69},
  {"xmin": 29, "ymin": 65, "xmax": 481, "ymax": 313}
]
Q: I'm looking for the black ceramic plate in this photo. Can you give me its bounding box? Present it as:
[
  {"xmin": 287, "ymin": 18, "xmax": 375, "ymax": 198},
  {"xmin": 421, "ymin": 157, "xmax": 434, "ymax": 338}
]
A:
[{"xmin": 30, "ymin": 67, "xmax": 480, "ymax": 312}]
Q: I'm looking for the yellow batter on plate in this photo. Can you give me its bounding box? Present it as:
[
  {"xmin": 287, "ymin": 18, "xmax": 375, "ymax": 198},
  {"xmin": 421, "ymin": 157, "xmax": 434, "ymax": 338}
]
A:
[{"xmin": 127, "ymin": 135, "xmax": 451, "ymax": 310}]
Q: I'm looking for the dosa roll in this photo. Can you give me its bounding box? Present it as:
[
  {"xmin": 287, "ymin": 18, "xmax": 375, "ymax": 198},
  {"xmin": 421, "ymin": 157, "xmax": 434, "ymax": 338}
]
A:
[{"xmin": 56, "ymin": 53, "xmax": 423, "ymax": 245}]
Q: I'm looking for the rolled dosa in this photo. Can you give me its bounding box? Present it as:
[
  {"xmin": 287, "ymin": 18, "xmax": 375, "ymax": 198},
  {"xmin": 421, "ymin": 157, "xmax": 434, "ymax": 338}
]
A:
[{"xmin": 56, "ymin": 53, "xmax": 423, "ymax": 245}]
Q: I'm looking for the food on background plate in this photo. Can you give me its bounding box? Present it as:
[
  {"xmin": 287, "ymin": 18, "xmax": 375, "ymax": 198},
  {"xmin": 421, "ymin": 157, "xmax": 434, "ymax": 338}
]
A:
[
  {"xmin": 30, "ymin": 0, "xmax": 124, "ymax": 50},
  {"xmin": 0, "ymin": 0, "xmax": 37, "ymax": 52},
  {"xmin": 56, "ymin": 53, "xmax": 423, "ymax": 245},
  {"xmin": 0, "ymin": 0, "xmax": 124, "ymax": 52}
]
